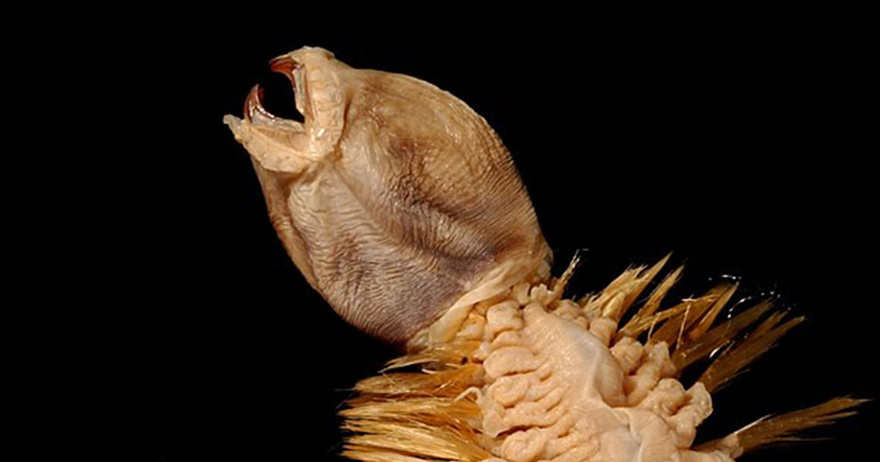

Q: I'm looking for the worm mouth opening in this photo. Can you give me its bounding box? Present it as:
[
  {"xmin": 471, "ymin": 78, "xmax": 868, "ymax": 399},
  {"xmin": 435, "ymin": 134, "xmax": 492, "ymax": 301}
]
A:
[
  {"xmin": 241, "ymin": 83, "xmax": 304, "ymax": 133},
  {"xmin": 240, "ymin": 53, "xmax": 308, "ymax": 127}
]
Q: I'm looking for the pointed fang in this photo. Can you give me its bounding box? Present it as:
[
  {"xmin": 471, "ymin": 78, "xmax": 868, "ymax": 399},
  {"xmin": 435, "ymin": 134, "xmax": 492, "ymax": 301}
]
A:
[
  {"xmin": 270, "ymin": 55, "xmax": 298, "ymax": 85},
  {"xmin": 244, "ymin": 84, "xmax": 276, "ymax": 122}
]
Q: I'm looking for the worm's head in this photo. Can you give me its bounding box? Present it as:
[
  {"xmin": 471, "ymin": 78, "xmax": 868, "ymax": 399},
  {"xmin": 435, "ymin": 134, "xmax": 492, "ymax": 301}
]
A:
[
  {"xmin": 224, "ymin": 47, "xmax": 551, "ymax": 347},
  {"xmin": 224, "ymin": 46, "xmax": 349, "ymax": 173}
]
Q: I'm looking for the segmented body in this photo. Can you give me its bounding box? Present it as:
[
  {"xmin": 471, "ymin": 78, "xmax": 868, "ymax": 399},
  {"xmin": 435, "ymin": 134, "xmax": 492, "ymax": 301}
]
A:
[{"xmin": 225, "ymin": 47, "xmax": 863, "ymax": 462}]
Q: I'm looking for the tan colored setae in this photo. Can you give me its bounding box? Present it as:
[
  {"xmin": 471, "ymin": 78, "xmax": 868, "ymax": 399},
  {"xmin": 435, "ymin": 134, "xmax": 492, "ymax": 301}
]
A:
[{"xmin": 224, "ymin": 47, "xmax": 862, "ymax": 462}]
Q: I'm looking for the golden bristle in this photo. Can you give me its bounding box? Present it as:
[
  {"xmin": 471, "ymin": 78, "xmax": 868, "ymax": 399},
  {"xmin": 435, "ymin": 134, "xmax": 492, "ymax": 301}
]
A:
[
  {"xmin": 549, "ymin": 251, "xmax": 582, "ymax": 302},
  {"xmin": 697, "ymin": 312, "xmax": 805, "ymax": 393},
  {"xmin": 618, "ymin": 265, "xmax": 684, "ymax": 338},
  {"xmin": 735, "ymin": 397, "xmax": 868, "ymax": 450},
  {"xmin": 343, "ymin": 340, "xmax": 488, "ymax": 462},
  {"xmin": 353, "ymin": 364, "xmax": 483, "ymax": 399},
  {"xmin": 342, "ymin": 398, "xmax": 490, "ymax": 461},
  {"xmin": 647, "ymin": 284, "xmax": 730, "ymax": 348},
  {"xmin": 696, "ymin": 397, "xmax": 869, "ymax": 455},
  {"xmin": 388, "ymin": 341, "xmax": 480, "ymax": 371},
  {"xmin": 687, "ymin": 283, "xmax": 738, "ymax": 341},
  {"xmin": 340, "ymin": 398, "xmax": 482, "ymax": 428},
  {"xmin": 585, "ymin": 253, "xmax": 670, "ymax": 321},
  {"xmin": 617, "ymin": 302, "xmax": 692, "ymax": 344},
  {"xmin": 670, "ymin": 300, "xmax": 775, "ymax": 376},
  {"xmin": 341, "ymin": 447, "xmax": 442, "ymax": 462}
]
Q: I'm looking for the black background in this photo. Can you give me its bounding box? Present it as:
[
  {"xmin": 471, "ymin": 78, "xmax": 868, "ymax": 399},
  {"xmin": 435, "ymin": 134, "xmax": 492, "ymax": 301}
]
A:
[{"xmin": 35, "ymin": 9, "xmax": 875, "ymax": 462}]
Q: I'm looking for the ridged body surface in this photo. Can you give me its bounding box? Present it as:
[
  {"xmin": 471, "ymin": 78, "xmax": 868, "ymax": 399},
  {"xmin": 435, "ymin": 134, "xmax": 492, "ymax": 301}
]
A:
[{"xmin": 225, "ymin": 47, "xmax": 550, "ymax": 345}]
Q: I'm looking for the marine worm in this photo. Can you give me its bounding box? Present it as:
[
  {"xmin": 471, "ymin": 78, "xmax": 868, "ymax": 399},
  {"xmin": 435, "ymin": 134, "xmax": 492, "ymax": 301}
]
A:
[{"xmin": 224, "ymin": 46, "xmax": 863, "ymax": 462}]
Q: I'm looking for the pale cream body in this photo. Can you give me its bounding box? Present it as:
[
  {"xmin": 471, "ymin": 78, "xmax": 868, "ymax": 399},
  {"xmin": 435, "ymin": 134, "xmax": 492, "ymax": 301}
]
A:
[{"xmin": 449, "ymin": 286, "xmax": 735, "ymax": 462}]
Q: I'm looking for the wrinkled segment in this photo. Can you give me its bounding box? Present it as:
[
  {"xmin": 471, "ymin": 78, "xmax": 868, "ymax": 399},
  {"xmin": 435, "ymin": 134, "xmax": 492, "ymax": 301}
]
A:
[
  {"xmin": 465, "ymin": 283, "xmax": 734, "ymax": 462},
  {"xmin": 225, "ymin": 47, "xmax": 551, "ymax": 346}
]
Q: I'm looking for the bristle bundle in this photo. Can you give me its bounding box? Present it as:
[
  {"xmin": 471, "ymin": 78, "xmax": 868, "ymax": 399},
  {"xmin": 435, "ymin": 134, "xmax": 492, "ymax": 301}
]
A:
[{"xmin": 697, "ymin": 397, "xmax": 868, "ymax": 455}]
